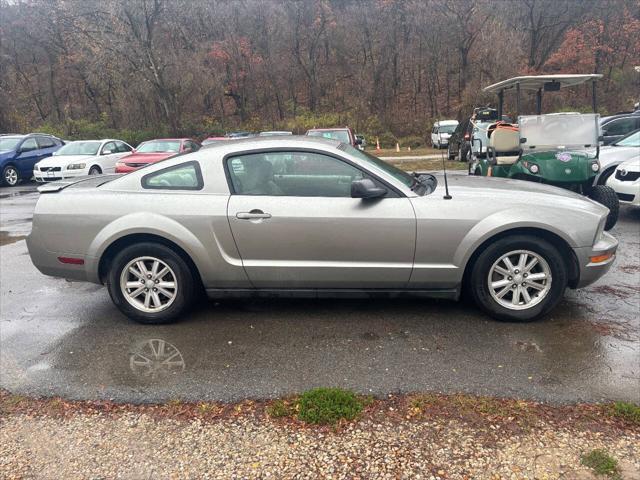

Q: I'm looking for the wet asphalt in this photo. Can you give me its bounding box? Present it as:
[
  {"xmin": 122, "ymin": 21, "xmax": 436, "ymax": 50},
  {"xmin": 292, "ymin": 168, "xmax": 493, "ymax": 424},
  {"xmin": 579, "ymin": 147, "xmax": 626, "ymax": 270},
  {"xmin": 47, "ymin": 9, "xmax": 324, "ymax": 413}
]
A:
[{"xmin": 0, "ymin": 183, "xmax": 638, "ymax": 405}]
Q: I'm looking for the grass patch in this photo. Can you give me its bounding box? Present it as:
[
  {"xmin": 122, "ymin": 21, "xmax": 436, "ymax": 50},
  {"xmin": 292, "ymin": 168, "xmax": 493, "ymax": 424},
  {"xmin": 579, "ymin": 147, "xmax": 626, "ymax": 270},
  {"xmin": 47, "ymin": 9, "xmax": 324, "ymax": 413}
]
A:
[
  {"xmin": 367, "ymin": 147, "xmax": 439, "ymax": 157},
  {"xmin": 297, "ymin": 388, "xmax": 364, "ymax": 425},
  {"xmin": 392, "ymin": 159, "xmax": 467, "ymax": 172},
  {"xmin": 610, "ymin": 402, "xmax": 640, "ymax": 425},
  {"xmin": 581, "ymin": 449, "xmax": 620, "ymax": 477},
  {"xmin": 266, "ymin": 399, "xmax": 295, "ymax": 418}
]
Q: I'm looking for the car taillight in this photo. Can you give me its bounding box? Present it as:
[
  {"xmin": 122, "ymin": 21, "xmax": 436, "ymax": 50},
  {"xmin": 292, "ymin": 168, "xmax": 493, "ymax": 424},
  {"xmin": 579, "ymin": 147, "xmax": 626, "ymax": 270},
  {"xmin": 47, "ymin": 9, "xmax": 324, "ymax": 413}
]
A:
[{"xmin": 464, "ymin": 133, "xmax": 470, "ymax": 140}]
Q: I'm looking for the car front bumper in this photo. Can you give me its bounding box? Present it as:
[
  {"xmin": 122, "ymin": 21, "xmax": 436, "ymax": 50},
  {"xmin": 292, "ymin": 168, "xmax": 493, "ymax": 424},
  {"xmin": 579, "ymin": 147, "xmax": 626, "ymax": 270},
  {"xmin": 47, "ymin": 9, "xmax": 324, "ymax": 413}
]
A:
[
  {"xmin": 33, "ymin": 168, "xmax": 89, "ymax": 182},
  {"xmin": 607, "ymin": 174, "xmax": 640, "ymax": 206},
  {"xmin": 573, "ymin": 231, "xmax": 618, "ymax": 288}
]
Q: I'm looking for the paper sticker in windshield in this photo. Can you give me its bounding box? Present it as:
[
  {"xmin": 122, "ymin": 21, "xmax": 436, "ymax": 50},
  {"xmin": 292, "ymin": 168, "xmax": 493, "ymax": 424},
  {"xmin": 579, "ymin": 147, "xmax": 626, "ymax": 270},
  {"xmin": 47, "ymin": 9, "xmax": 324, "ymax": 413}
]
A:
[{"xmin": 556, "ymin": 152, "xmax": 572, "ymax": 163}]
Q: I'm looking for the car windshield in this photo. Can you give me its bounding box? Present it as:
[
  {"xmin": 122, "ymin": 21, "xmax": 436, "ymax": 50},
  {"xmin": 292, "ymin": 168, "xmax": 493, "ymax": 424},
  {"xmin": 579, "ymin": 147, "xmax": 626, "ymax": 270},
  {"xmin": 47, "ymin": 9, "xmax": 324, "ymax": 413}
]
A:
[
  {"xmin": 308, "ymin": 130, "xmax": 351, "ymax": 143},
  {"xmin": 0, "ymin": 137, "xmax": 22, "ymax": 151},
  {"xmin": 54, "ymin": 141, "xmax": 100, "ymax": 156},
  {"xmin": 438, "ymin": 125, "xmax": 457, "ymax": 134},
  {"xmin": 613, "ymin": 130, "xmax": 640, "ymax": 147},
  {"xmin": 137, "ymin": 140, "xmax": 181, "ymax": 153},
  {"xmin": 339, "ymin": 144, "xmax": 418, "ymax": 189}
]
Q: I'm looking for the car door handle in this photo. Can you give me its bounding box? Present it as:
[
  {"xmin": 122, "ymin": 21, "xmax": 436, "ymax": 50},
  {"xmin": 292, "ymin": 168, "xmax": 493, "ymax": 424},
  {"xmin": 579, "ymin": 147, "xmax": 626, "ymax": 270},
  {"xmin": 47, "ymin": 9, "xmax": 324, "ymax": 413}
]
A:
[{"xmin": 236, "ymin": 210, "xmax": 272, "ymax": 220}]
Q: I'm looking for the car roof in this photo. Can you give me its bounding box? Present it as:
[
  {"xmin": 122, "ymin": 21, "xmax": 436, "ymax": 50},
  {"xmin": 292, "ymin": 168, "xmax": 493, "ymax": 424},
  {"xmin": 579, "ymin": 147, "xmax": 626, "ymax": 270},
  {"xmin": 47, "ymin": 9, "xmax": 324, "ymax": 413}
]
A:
[
  {"xmin": 306, "ymin": 127, "xmax": 350, "ymax": 131},
  {"xmin": 435, "ymin": 120, "xmax": 459, "ymax": 125},
  {"xmin": 141, "ymin": 138, "xmax": 189, "ymax": 141},
  {"xmin": 484, "ymin": 74, "xmax": 603, "ymax": 93},
  {"xmin": 201, "ymin": 135, "xmax": 341, "ymax": 151}
]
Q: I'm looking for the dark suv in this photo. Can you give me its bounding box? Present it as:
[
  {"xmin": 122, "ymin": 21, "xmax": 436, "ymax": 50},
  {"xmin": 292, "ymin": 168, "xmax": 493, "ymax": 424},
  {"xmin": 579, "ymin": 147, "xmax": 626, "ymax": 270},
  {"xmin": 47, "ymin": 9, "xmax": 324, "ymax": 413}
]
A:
[
  {"xmin": 0, "ymin": 133, "xmax": 64, "ymax": 186},
  {"xmin": 447, "ymin": 120, "xmax": 472, "ymax": 161}
]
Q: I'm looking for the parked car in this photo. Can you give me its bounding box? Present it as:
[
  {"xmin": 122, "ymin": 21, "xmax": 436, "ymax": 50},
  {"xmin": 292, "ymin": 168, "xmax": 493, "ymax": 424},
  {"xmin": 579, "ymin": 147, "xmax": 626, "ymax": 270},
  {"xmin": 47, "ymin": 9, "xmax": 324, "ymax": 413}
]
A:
[
  {"xmin": 33, "ymin": 139, "xmax": 133, "ymax": 182},
  {"xmin": 600, "ymin": 113, "xmax": 640, "ymax": 145},
  {"xmin": 447, "ymin": 120, "xmax": 472, "ymax": 161},
  {"xmin": 606, "ymin": 158, "xmax": 640, "ymax": 207},
  {"xmin": 430, "ymin": 120, "xmax": 459, "ymax": 149},
  {"xmin": 306, "ymin": 127, "xmax": 361, "ymax": 147},
  {"xmin": 595, "ymin": 129, "xmax": 640, "ymax": 185},
  {"xmin": 115, "ymin": 138, "xmax": 200, "ymax": 173},
  {"xmin": 0, "ymin": 133, "xmax": 64, "ymax": 186},
  {"xmin": 28, "ymin": 136, "xmax": 616, "ymax": 324},
  {"xmin": 202, "ymin": 136, "xmax": 229, "ymax": 146},
  {"xmin": 259, "ymin": 131, "xmax": 293, "ymax": 136},
  {"xmin": 226, "ymin": 131, "xmax": 252, "ymax": 139}
]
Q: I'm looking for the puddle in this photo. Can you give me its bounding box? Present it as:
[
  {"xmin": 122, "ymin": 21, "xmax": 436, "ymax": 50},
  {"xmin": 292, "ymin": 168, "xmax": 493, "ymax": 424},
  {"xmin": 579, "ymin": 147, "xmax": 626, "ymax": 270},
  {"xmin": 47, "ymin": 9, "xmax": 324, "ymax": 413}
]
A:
[{"xmin": 0, "ymin": 231, "xmax": 27, "ymax": 246}]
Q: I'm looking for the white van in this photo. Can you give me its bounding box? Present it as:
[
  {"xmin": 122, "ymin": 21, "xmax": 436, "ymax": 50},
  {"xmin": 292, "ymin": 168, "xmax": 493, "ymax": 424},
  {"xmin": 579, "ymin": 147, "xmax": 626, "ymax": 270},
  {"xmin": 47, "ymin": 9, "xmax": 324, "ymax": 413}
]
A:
[{"xmin": 430, "ymin": 120, "xmax": 459, "ymax": 149}]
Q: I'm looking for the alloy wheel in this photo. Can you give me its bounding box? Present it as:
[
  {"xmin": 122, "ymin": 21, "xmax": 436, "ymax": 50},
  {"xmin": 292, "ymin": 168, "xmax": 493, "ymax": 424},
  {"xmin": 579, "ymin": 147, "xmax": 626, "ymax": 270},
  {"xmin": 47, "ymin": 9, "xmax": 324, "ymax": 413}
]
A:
[
  {"xmin": 120, "ymin": 256, "xmax": 178, "ymax": 313},
  {"xmin": 487, "ymin": 250, "xmax": 552, "ymax": 310},
  {"xmin": 4, "ymin": 167, "xmax": 18, "ymax": 186}
]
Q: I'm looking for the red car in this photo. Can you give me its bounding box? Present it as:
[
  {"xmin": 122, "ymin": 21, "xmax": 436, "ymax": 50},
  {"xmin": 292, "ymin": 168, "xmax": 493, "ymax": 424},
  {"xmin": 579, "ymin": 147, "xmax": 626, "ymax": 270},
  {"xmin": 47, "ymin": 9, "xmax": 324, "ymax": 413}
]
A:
[{"xmin": 115, "ymin": 138, "xmax": 201, "ymax": 173}]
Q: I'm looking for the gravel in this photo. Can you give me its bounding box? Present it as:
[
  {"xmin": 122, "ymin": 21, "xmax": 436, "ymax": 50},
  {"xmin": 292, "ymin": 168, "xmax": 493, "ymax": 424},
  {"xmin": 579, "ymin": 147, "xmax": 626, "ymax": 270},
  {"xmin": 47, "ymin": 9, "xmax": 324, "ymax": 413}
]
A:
[{"xmin": 1, "ymin": 411, "xmax": 639, "ymax": 479}]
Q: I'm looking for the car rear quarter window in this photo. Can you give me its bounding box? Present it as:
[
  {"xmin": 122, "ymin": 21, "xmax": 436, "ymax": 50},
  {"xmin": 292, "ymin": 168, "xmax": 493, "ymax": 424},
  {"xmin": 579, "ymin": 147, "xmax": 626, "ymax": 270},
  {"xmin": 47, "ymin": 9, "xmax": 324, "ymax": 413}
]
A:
[{"xmin": 141, "ymin": 161, "xmax": 203, "ymax": 190}]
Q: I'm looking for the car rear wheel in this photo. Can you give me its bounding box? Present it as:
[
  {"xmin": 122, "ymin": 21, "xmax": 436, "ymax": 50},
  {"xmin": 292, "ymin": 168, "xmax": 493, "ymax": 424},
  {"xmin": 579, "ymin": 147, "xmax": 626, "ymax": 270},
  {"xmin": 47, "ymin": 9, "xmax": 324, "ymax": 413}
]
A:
[
  {"xmin": 107, "ymin": 242, "xmax": 195, "ymax": 324},
  {"xmin": 588, "ymin": 185, "xmax": 619, "ymax": 231},
  {"xmin": 469, "ymin": 235, "xmax": 567, "ymax": 322},
  {"xmin": 2, "ymin": 165, "xmax": 19, "ymax": 187}
]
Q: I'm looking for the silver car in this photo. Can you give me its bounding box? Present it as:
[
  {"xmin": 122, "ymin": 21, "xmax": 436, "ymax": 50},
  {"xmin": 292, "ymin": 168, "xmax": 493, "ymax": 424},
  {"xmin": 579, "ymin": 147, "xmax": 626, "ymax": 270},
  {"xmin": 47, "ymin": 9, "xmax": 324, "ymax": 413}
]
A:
[{"xmin": 27, "ymin": 137, "xmax": 618, "ymax": 324}]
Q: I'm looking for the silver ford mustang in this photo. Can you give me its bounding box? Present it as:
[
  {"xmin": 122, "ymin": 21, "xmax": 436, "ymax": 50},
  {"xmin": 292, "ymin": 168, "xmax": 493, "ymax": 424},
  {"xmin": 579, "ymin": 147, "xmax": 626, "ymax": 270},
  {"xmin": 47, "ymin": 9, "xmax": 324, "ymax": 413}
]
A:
[{"xmin": 27, "ymin": 136, "xmax": 618, "ymax": 324}]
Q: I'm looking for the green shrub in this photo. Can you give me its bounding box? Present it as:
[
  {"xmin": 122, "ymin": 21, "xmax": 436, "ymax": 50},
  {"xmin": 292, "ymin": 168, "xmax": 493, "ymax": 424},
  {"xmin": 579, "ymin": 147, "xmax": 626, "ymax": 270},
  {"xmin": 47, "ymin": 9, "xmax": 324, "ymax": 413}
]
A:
[
  {"xmin": 581, "ymin": 449, "xmax": 619, "ymax": 477},
  {"xmin": 266, "ymin": 399, "xmax": 294, "ymax": 418},
  {"xmin": 297, "ymin": 388, "xmax": 363, "ymax": 425},
  {"xmin": 611, "ymin": 401, "xmax": 640, "ymax": 425},
  {"xmin": 399, "ymin": 135, "xmax": 425, "ymax": 149},
  {"xmin": 375, "ymin": 131, "xmax": 398, "ymax": 148}
]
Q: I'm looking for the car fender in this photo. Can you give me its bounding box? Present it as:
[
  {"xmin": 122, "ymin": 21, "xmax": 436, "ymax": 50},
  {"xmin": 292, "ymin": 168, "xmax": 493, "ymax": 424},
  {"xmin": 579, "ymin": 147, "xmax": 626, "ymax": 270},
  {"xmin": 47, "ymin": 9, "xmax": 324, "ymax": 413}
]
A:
[
  {"xmin": 453, "ymin": 206, "xmax": 584, "ymax": 270},
  {"xmin": 85, "ymin": 212, "xmax": 211, "ymax": 283}
]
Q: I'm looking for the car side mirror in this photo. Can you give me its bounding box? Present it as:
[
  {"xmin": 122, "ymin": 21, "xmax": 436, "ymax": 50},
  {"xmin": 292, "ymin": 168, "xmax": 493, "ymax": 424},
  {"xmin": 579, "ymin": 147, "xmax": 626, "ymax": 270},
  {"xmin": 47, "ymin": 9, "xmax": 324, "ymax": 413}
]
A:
[
  {"xmin": 102, "ymin": 149, "xmax": 113, "ymax": 155},
  {"xmin": 183, "ymin": 147, "xmax": 192, "ymax": 153},
  {"xmin": 351, "ymin": 178, "xmax": 387, "ymax": 199}
]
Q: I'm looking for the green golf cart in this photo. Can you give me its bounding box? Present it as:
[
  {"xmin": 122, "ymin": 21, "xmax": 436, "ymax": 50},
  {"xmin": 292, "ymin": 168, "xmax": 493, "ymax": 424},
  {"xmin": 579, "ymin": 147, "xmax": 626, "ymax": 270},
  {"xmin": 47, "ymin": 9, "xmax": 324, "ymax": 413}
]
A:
[{"xmin": 469, "ymin": 74, "xmax": 619, "ymax": 230}]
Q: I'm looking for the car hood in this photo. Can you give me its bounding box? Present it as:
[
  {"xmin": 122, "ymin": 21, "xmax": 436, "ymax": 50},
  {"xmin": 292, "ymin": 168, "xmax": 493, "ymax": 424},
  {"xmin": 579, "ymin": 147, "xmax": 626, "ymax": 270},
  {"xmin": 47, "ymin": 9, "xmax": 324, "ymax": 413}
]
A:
[
  {"xmin": 599, "ymin": 146, "xmax": 640, "ymax": 166},
  {"xmin": 37, "ymin": 155, "xmax": 95, "ymax": 167},
  {"xmin": 440, "ymin": 174, "xmax": 607, "ymax": 215},
  {"xmin": 120, "ymin": 152, "xmax": 174, "ymax": 163},
  {"xmin": 0, "ymin": 150, "xmax": 16, "ymax": 158},
  {"xmin": 618, "ymin": 157, "xmax": 640, "ymax": 171}
]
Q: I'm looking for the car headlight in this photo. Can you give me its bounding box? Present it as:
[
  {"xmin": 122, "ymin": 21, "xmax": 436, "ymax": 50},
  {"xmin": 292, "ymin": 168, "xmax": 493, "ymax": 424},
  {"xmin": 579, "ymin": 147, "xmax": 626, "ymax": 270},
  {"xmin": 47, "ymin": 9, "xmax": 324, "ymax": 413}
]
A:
[
  {"xmin": 66, "ymin": 163, "xmax": 86, "ymax": 170},
  {"xmin": 529, "ymin": 164, "xmax": 539, "ymax": 174},
  {"xmin": 591, "ymin": 162, "xmax": 600, "ymax": 172}
]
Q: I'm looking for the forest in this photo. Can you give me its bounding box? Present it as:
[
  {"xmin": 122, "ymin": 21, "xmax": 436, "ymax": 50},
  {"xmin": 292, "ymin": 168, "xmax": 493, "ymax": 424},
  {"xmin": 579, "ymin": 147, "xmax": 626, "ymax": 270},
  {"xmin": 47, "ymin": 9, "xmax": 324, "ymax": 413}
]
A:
[{"xmin": 1, "ymin": 0, "xmax": 639, "ymax": 146}]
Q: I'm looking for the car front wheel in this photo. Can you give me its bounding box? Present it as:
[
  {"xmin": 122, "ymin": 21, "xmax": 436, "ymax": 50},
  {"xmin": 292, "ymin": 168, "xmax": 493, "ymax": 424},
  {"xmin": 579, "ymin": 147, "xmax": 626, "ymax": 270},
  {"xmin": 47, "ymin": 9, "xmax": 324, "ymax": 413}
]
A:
[
  {"xmin": 107, "ymin": 242, "xmax": 195, "ymax": 324},
  {"xmin": 2, "ymin": 165, "xmax": 19, "ymax": 187},
  {"xmin": 469, "ymin": 235, "xmax": 567, "ymax": 322}
]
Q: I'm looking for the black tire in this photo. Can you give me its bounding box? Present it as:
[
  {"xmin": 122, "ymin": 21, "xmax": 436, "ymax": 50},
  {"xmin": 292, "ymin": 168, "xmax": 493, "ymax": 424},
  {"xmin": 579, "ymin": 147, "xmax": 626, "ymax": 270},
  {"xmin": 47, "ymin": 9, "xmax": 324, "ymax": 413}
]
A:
[
  {"xmin": 107, "ymin": 242, "xmax": 196, "ymax": 324},
  {"xmin": 469, "ymin": 235, "xmax": 568, "ymax": 322},
  {"xmin": 589, "ymin": 185, "xmax": 619, "ymax": 231},
  {"xmin": 89, "ymin": 165, "xmax": 102, "ymax": 175},
  {"xmin": 2, "ymin": 165, "xmax": 20, "ymax": 187}
]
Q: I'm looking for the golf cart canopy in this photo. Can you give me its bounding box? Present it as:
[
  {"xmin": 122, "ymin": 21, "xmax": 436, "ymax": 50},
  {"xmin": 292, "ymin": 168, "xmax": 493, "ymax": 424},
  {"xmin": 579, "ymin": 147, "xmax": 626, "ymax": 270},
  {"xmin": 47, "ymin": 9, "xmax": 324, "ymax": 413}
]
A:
[
  {"xmin": 484, "ymin": 74, "xmax": 603, "ymax": 117},
  {"xmin": 483, "ymin": 74, "xmax": 603, "ymax": 93}
]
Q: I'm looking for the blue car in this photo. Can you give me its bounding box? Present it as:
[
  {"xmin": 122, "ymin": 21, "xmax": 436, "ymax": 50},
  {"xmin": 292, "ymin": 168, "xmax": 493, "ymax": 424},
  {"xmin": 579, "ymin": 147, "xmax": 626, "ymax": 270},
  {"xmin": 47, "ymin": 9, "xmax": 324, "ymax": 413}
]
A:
[{"xmin": 0, "ymin": 133, "xmax": 64, "ymax": 186}]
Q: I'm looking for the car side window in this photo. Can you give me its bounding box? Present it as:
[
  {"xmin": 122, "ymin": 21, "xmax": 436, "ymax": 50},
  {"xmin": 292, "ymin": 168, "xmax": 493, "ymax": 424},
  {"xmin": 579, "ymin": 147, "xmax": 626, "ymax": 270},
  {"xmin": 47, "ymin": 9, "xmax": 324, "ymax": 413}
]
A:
[
  {"xmin": 142, "ymin": 161, "xmax": 203, "ymax": 190},
  {"xmin": 101, "ymin": 142, "xmax": 116, "ymax": 155},
  {"xmin": 116, "ymin": 141, "xmax": 132, "ymax": 153},
  {"xmin": 605, "ymin": 118, "xmax": 636, "ymax": 136},
  {"xmin": 20, "ymin": 138, "xmax": 38, "ymax": 152},
  {"xmin": 36, "ymin": 136, "xmax": 56, "ymax": 148},
  {"xmin": 226, "ymin": 151, "xmax": 372, "ymax": 197}
]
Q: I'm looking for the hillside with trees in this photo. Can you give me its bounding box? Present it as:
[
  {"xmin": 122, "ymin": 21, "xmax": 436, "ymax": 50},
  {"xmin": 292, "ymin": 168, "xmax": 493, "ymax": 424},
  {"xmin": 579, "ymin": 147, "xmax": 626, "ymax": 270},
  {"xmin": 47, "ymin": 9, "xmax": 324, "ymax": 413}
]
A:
[{"xmin": 0, "ymin": 0, "xmax": 638, "ymax": 145}]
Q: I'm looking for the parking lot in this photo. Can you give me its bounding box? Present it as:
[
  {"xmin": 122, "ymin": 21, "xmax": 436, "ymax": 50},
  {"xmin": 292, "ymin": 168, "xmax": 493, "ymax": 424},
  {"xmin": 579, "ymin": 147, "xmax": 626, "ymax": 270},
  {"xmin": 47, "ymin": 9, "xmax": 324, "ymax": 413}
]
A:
[{"xmin": 1, "ymin": 182, "xmax": 638, "ymax": 405}]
